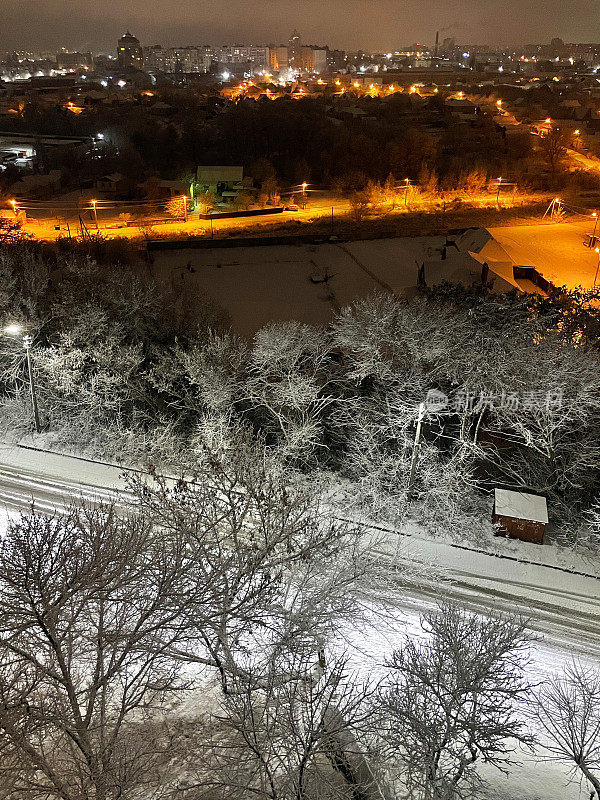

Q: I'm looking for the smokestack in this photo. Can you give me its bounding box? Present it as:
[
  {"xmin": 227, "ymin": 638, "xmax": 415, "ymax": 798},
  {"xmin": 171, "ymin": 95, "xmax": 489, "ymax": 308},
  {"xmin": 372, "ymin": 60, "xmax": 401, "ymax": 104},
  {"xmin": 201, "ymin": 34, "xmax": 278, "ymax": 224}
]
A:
[{"xmin": 435, "ymin": 31, "xmax": 439, "ymax": 58}]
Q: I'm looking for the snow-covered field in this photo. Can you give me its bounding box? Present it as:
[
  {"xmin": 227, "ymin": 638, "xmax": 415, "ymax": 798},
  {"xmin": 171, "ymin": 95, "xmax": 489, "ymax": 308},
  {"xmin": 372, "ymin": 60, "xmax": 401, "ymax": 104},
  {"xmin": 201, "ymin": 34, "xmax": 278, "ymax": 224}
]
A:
[{"xmin": 150, "ymin": 231, "xmax": 492, "ymax": 336}]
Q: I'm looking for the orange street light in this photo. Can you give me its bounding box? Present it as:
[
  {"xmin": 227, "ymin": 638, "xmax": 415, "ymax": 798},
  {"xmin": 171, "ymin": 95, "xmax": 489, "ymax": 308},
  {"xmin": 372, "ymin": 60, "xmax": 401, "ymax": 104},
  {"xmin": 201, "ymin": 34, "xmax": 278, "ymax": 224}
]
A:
[
  {"xmin": 545, "ymin": 117, "xmax": 551, "ymax": 123},
  {"xmin": 496, "ymin": 177, "xmax": 503, "ymax": 205},
  {"xmin": 300, "ymin": 181, "xmax": 308, "ymax": 209},
  {"xmin": 404, "ymin": 177, "xmax": 410, "ymax": 206},
  {"xmin": 592, "ymin": 211, "xmax": 599, "ymax": 245},
  {"xmin": 90, "ymin": 199, "xmax": 99, "ymax": 230},
  {"xmin": 595, "ymin": 247, "xmax": 600, "ymax": 286},
  {"xmin": 9, "ymin": 199, "xmax": 17, "ymax": 215},
  {"xmin": 496, "ymin": 99, "xmax": 502, "ymax": 107}
]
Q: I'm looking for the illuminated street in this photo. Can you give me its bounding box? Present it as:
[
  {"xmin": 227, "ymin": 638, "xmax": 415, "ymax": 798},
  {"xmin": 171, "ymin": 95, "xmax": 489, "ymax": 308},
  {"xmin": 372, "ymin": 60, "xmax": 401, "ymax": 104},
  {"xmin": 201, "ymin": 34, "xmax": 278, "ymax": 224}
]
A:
[{"xmin": 489, "ymin": 218, "xmax": 600, "ymax": 289}]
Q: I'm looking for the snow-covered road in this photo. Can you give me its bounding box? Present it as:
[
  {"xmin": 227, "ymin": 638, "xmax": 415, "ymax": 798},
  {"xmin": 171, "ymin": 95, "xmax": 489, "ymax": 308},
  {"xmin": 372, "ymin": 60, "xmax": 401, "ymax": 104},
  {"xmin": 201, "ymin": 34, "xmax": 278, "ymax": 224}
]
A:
[{"xmin": 2, "ymin": 441, "xmax": 600, "ymax": 657}]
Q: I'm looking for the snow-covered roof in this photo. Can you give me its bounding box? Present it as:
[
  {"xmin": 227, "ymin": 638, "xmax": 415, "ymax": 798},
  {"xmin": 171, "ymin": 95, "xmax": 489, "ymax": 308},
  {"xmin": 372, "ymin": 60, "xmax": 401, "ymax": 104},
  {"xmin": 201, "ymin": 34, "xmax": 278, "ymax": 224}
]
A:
[
  {"xmin": 196, "ymin": 166, "xmax": 243, "ymax": 184},
  {"xmin": 99, "ymin": 172, "xmax": 125, "ymax": 183},
  {"xmin": 494, "ymin": 488, "xmax": 548, "ymax": 524}
]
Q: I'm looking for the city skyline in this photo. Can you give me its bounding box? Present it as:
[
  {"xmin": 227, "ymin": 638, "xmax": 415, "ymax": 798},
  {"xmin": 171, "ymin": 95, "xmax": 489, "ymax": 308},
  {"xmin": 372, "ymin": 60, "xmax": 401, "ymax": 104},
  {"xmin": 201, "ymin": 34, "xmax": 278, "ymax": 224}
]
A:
[{"xmin": 2, "ymin": 0, "xmax": 600, "ymax": 54}]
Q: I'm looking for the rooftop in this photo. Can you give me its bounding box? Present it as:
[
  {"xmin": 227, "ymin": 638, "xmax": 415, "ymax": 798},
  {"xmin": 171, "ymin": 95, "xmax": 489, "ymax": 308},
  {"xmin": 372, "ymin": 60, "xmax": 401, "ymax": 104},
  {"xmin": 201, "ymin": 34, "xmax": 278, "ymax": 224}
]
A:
[{"xmin": 494, "ymin": 488, "xmax": 548, "ymax": 524}]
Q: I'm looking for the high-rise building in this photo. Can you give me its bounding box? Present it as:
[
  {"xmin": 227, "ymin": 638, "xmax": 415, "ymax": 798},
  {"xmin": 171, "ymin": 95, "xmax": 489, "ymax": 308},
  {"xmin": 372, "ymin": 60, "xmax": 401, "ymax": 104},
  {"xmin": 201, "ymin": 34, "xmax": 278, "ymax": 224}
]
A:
[
  {"xmin": 269, "ymin": 46, "xmax": 289, "ymax": 72},
  {"xmin": 326, "ymin": 48, "xmax": 346, "ymax": 72},
  {"xmin": 117, "ymin": 32, "xmax": 144, "ymax": 70},
  {"xmin": 144, "ymin": 45, "xmax": 212, "ymax": 74},
  {"xmin": 56, "ymin": 49, "xmax": 93, "ymax": 70},
  {"xmin": 218, "ymin": 45, "xmax": 270, "ymax": 67},
  {"xmin": 288, "ymin": 30, "xmax": 301, "ymax": 70},
  {"xmin": 298, "ymin": 46, "xmax": 327, "ymax": 73}
]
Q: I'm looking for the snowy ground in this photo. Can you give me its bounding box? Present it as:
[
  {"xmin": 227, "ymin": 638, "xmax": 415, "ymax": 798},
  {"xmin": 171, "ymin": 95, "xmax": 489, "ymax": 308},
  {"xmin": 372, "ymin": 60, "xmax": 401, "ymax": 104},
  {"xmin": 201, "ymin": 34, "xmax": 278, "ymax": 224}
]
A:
[
  {"xmin": 150, "ymin": 231, "xmax": 492, "ymax": 336},
  {"xmin": 338, "ymin": 592, "xmax": 595, "ymax": 800},
  {"xmin": 489, "ymin": 219, "xmax": 600, "ymax": 291}
]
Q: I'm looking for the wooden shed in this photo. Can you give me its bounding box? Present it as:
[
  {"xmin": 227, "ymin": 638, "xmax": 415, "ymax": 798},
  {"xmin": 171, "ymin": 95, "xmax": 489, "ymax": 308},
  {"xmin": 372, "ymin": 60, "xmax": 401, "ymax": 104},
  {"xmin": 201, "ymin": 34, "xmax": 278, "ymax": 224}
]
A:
[{"xmin": 493, "ymin": 488, "xmax": 548, "ymax": 545}]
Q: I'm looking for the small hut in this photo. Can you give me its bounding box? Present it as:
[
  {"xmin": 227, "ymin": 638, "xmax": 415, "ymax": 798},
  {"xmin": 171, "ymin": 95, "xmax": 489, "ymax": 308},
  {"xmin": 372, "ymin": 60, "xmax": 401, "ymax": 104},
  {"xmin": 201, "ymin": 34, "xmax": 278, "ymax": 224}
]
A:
[{"xmin": 493, "ymin": 488, "xmax": 548, "ymax": 545}]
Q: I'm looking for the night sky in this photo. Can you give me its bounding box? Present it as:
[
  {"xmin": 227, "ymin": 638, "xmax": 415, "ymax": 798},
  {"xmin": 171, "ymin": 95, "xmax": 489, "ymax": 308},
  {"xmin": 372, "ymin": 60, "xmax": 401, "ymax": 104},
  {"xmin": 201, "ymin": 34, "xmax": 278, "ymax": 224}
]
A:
[{"xmin": 1, "ymin": 0, "xmax": 597, "ymax": 53}]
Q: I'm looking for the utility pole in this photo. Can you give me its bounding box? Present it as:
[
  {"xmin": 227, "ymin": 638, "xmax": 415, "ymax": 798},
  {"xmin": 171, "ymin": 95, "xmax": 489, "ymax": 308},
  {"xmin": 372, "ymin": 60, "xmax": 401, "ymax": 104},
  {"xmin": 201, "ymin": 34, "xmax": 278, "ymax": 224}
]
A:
[
  {"xmin": 331, "ymin": 206, "xmax": 334, "ymax": 235},
  {"xmin": 408, "ymin": 402, "xmax": 425, "ymax": 494},
  {"xmin": 182, "ymin": 195, "xmax": 188, "ymax": 222},
  {"xmin": 5, "ymin": 326, "xmax": 41, "ymax": 434},
  {"xmin": 24, "ymin": 334, "xmax": 41, "ymax": 433}
]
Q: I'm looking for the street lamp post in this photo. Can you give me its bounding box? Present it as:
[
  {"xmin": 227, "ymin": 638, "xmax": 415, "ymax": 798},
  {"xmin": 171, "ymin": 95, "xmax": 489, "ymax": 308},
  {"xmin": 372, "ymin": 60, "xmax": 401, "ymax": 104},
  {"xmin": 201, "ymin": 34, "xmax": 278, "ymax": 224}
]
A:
[
  {"xmin": 90, "ymin": 199, "xmax": 99, "ymax": 230},
  {"xmin": 4, "ymin": 325, "xmax": 41, "ymax": 433},
  {"xmin": 496, "ymin": 177, "xmax": 502, "ymax": 207},
  {"xmin": 9, "ymin": 199, "xmax": 17, "ymax": 216},
  {"xmin": 592, "ymin": 212, "xmax": 598, "ymax": 247},
  {"xmin": 301, "ymin": 181, "xmax": 308, "ymax": 210},
  {"xmin": 181, "ymin": 195, "xmax": 188, "ymax": 223},
  {"xmin": 404, "ymin": 177, "xmax": 410, "ymax": 207},
  {"xmin": 595, "ymin": 248, "xmax": 600, "ymax": 287}
]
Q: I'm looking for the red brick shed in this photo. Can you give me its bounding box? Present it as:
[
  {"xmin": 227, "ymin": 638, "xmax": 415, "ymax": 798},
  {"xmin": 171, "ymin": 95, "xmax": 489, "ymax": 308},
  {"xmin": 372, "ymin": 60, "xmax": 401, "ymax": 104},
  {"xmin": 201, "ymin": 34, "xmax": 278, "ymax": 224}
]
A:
[{"xmin": 493, "ymin": 488, "xmax": 548, "ymax": 545}]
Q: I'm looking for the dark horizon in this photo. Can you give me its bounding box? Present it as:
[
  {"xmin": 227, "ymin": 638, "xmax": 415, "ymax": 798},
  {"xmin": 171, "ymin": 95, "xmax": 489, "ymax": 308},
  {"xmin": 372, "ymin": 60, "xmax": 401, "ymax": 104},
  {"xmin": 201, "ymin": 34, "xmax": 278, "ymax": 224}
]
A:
[{"xmin": 2, "ymin": 0, "xmax": 599, "ymax": 55}]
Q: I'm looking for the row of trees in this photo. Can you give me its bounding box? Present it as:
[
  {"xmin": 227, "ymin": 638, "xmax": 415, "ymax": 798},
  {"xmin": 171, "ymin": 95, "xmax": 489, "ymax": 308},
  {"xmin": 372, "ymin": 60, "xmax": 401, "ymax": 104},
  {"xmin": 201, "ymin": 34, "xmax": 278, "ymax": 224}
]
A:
[
  {"xmin": 0, "ymin": 89, "xmax": 532, "ymax": 195},
  {"xmin": 1, "ymin": 239, "xmax": 600, "ymax": 539},
  {"xmin": 0, "ymin": 472, "xmax": 599, "ymax": 800}
]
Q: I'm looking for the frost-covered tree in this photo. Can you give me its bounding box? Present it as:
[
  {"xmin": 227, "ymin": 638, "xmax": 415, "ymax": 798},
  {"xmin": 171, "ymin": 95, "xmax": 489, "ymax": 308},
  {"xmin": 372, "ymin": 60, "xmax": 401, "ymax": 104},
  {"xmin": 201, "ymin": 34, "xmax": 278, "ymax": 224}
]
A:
[
  {"xmin": 0, "ymin": 504, "xmax": 191, "ymax": 800},
  {"xmin": 378, "ymin": 605, "xmax": 533, "ymax": 799},
  {"xmin": 244, "ymin": 321, "xmax": 335, "ymax": 467},
  {"xmin": 535, "ymin": 662, "xmax": 600, "ymax": 799}
]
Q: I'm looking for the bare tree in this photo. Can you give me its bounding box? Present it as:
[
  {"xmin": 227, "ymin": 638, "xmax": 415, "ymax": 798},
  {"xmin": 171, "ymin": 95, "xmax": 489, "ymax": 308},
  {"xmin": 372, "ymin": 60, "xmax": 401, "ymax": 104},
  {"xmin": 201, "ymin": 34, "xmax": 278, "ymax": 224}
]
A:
[
  {"xmin": 535, "ymin": 662, "xmax": 600, "ymax": 799},
  {"xmin": 539, "ymin": 128, "xmax": 570, "ymax": 174},
  {"xmin": 0, "ymin": 503, "xmax": 191, "ymax": 800},
  {"xmin": 181, "ymin": 651, "xmax": 381, "ymax": 800},
  {"xmin": 378, "ymin": 605, "xmax": 533, "ymax": 799},
  {"xmin": 130, "ymin": 444, "xmax": 374, "ymax": 695}
]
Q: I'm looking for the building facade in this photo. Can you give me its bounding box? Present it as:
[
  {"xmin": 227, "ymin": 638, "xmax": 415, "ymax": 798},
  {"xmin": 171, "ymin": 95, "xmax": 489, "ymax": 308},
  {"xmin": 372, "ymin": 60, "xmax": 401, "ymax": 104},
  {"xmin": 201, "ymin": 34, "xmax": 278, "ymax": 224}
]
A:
[
  {"xmin": 217, "ymin": 45, "xmax": 270, "ymax": 67},
  {"xmin": 269, "ymin": 46, "xmax": 289, "ymax": 72},
  {"xmin": 117, "ymin": 32, "xmax": 144, "ymax": 70},
  {"xmin": 144, "ymin": 45, "xmax": 212, "ymax": 74}
]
